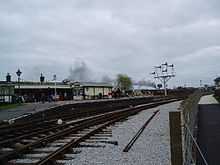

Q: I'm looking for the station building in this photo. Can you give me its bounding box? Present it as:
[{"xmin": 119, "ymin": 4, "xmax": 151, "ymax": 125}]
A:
[
  {"xmin": 0, "ymin": 82, "xmax": 15, "ymax": 103},
  {"xmin": 15, "ymin": 81, "xmax": 72, "ymax": 102},
  {"xmin": 0, "ymin": 80, "xmax": 112, "ymax": 103},
  {"xmin": 73, "ymin": 82, "xmax": 112, "ymax": 100}
]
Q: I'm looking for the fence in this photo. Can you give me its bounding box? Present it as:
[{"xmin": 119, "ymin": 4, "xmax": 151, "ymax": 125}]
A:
[{"xmin": 181, "ymin": 90, "xmax": 208, "ymax": 165}]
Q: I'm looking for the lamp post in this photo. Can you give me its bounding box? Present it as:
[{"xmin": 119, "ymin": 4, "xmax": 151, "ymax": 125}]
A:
[
  {"xmin": 6, "ymin": 73, "xmax": 12, "ymax": 103},
  {"xmin": 53, "ymin": 74, "xmax": 57, "ymax": 101},
  {"xmin": 199, "ymin": 80, "xmax": 203, "ymax": 92},
  {"xmin": 16, "ymin": 69, "xmax": 22, "ymax": 104},
  {"xmin": 40, "ymin": 73, "xmax": 45, "ymax": 102},
  {"xmin": 40, "ymin": 73, "xmax": 45, "ymax": 84}
]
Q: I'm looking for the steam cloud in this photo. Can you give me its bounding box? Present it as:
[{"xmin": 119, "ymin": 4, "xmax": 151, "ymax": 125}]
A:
[
  {"xmin": 68, "ymin": 60, "xmax": 92, "ymax": 82},
  {"xmin": 101, "ymin": 75, "xmax": 114, "ymax": 83},
  {"xmin": 134, "ymin": 79, "xmax": 156, "ymax": 88}
]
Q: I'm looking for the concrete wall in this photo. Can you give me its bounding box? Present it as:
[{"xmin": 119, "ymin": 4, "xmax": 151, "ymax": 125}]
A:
[{"xmin": 15, "ymin": 96, "xmax": 156, "ymax": 123}]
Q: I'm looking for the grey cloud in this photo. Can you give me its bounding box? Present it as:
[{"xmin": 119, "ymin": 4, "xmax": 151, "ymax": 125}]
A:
[{"xmin": 0, "ymin": 0, "xmax": 220, "ymax": 87}]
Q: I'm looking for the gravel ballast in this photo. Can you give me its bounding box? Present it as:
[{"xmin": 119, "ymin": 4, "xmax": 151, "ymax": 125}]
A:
[{"xmin": 66, "ymin": 101, "xmax": 182, "ymax": 165}]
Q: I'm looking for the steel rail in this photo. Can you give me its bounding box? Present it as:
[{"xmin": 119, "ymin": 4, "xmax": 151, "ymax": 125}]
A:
[
  {"xmin": 0, "ymin": 104, "xmax": 142, "ymax": 147},
  {"xmin": 0, "ymin": 96, "xmax": 168, "ymax": 130},
  {"xmin": 36, "ymin": 113, "xmax": 133, "ymax": 165},
  {"xmin": 0, "ymin": 99, "xmax": 176, "ymax": 147},
  {"xmin": 0, "ymin": 116, "xmax": 88, "ymax": 146},
  {"xmin": 0, "ymin": 99, "xmax": 178, "ymax": 164},
  {"xmin": 38, "ymin": 100, "xmax": 176, "ymax": 164},
  {"xmin": 0, "ymin": 105, "xmax": 139, "ymax": 163},
  {"xmin": 0, "ymin": 97, "xmax": 173, "ymax": 135},
  {"xmin": 123, "ymin": 110, "xmax": 160, "ymax": 152}
]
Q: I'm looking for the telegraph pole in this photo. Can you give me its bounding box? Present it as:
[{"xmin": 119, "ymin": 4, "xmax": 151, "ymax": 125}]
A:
[{"xmin": 151, "ymin": 62, "xmax": 175, "ymax": 96}]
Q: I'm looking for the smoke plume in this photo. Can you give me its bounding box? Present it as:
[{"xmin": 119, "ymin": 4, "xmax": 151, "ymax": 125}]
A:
[
  {"xmin": 101, "ymin": 75, "xmax": 114, "ymax": 83},
  {"xmin": 134, "ymin": 79, "xmax": 156, "ymax": 88},
  {"xmin": 68, "ymin": 60, "xmax": 92, "ymax": 82}
]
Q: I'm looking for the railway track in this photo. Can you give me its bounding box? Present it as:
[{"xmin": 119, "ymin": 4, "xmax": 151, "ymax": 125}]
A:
[
  {"xmin": 0, "ymin": 97, "xmax": 170, "ymax": 143},
  {"xmin": 0, "ymin": 99, "xmax": 178, "ymax": 164}
]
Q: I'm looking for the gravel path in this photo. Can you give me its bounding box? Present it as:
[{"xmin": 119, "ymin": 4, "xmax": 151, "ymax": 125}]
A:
[{"xmin": 68, "ymin": 101, "xmax": 181, "ymax": 165}]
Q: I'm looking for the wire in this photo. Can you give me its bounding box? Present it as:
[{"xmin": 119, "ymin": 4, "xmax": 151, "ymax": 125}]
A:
[{"xmin": 184, "ymin": 122, "xmax": 209, "ymax": 165}]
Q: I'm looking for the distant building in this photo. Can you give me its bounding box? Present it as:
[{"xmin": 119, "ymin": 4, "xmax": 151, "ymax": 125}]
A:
[
  {"xmin": 0, "ymin": 82, "xmax": 15, "ymax": 103},
  {"xmin": 0, "ymin": 80, "xmax": 113, "ymax": 103},
  {"xmin": 14, "ymin": 81, "xmax": 72, "ymax": 102},
  {"xmin": 72, "ymin": 82, "xmax": 112, "ymax": 100}
]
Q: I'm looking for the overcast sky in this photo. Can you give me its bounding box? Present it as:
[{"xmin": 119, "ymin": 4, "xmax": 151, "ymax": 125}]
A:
[{"xmin": 0, "ymin": 0, "xmax": 220, "ymax": 87}]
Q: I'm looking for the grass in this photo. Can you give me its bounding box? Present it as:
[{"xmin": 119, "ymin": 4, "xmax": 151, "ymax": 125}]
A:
[
  {"xmin": 0, "ymin": 103, "xmax": 24, "ymax": 110},
  {"xmin": 214, "ymin": 95, "xmax": 220, "ymax": 103},
  {"xmin": 181, "ymin": 91, "xmax": 202, "ymax": 112}
]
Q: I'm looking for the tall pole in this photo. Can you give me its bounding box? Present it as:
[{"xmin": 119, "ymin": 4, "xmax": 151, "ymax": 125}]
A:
[
  {"xmin": 18, "ymin": 76, "xmax": 20, "ymax": 103},
  {"xmin": 40, "ymin": 73, "xmax": 45, "ymax": 102},
  {"xmin": 53, "ymin": 74, "xmax": 57, "ymax": 101},
  {"xmin": 16, "ymin": 69, "xmax": 22, "ymax": 104},
  {"xmin": 55, "ymin": 81, "xmax": 57, "ymax": 100},
  {"xmin": 163, "ymin": 78, "xmax": 167, "ymax": 96},
  {"xmin": 151, "ymin": 62, "xmax": 175, "ymax": 97}
]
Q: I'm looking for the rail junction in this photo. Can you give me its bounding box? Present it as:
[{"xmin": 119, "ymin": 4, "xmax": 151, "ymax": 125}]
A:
[{"xmin": 0, "ymin": 97, "xmax": 179, "ymax": 165}]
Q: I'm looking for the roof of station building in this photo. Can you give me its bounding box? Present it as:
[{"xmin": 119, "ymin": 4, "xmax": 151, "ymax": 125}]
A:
[
  {"xmin": 0, "ymin": 81, "xmax": 113, "ymax": 89},
  {"xmin": 80, "ymin": 82, "xmax": 113, "ymax": 87}
]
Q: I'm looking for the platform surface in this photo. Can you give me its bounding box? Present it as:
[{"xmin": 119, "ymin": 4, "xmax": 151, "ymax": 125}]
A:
[
  {"xmin": 0, "ymin": 101, "xmax": 72, "ymax": 121},
  {"xmin": 197, "ymin": 95, "xmax": 220, "ymax": 165},
  {"xmin": 198, "ymin": 94, "xmax": 218, "ymax": 104},
  {"xmin": 0, "ymin": 96, "xmax": 152, "ymax": 121}
]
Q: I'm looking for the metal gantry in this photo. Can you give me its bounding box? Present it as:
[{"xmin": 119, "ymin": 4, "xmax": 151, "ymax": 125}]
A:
[{"xmin": 151, "ymin": 62, "xmax": 175, "ymax": 96}]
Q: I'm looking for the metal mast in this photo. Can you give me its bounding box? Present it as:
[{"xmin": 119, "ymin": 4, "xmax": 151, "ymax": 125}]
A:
[{"xmin": 151, "ymin": 62, "xmax": 175, "ymax": 96}]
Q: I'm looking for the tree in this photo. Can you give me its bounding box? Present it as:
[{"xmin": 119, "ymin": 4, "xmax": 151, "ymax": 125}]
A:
[
  {"xmin": 214, "ymin": 77, "xmax": 220, "ymax": 86},
  {"xmin": 116, "ymin": 74, "xmax": 132, "ymax": 91}
]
